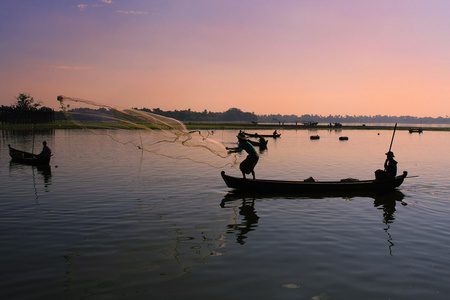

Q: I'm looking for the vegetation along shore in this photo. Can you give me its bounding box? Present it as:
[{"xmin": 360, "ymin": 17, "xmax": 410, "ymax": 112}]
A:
[{"xmin": 1, "ymin": 93, "xmax": 448, "ymax": 131}]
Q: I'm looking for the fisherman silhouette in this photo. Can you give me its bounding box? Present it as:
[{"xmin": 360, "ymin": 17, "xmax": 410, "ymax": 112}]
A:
[
  {"xmin": 239, "ymin": 138, "xmax": 259, "ymax": 180},
  {"xmin": 384, "ymin": 151, "xmax": 397, "ymax": 177},
  {"xmin": 38, "ymin": 141, "xmax": 51, "ymax": 160},
  {"xmin": 375, "ymin": 151, "xmax": 398, "ymax": 180}
]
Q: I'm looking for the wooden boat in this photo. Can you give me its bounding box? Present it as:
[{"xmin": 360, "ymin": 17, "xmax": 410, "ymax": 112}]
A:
[
  {"xmin": 339, "ymin": 136, "xmax": 349, "ymax": 140},
  {"xmin": 237, "ymin": 136, "xmax": 268, "ymax": 148},
  {"xmin": 310, "ymin": 135, "xmax": 320, "ymax": 140},
  {"xmin": 409, "ymin": 128, "xmax": 423, "ymax": 133},
  {"xmin": 221, "ymin": 171, "xmax": 408, "ymax": 194},
  {"xmin": 242, "ymin": 132, "xmax": 281, "ymax": 138},
  {"xmin": 8, "ymin": 145, "xmax": 51, "ymax": 165}
]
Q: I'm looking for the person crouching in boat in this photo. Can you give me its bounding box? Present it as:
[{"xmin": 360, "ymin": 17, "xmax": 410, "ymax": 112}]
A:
[{"xmin": 239, "ymin": 138, "xmax": 259, "ymax": 180}]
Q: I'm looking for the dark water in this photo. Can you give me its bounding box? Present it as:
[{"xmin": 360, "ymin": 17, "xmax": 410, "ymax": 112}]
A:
[{"xmin": 1, "ymin": 128, "xmax": 449, "ymax": 299}]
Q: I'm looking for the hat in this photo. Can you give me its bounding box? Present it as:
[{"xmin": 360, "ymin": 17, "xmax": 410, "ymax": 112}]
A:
[{"xmin": 385, "ymin": 151, "xmax": 395, "ymax": 157}]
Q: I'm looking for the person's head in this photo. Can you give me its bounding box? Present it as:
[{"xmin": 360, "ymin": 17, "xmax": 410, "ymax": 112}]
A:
[
  {"xmin": 239, "ymin": 138, "xmax": 248, "ymax": 146},
  {"xmin": 43, "ymin": 141, "xmax": 47, "ymax": 146},
  {"xmin": 386, "ymin": 151, "xmax": 394, "ymax": 158}
]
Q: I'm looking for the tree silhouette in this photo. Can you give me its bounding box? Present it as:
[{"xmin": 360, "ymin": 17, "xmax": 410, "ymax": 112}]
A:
[{"xmin": 14, "ymin": 93, "xmax": 41, "ymax": 111}]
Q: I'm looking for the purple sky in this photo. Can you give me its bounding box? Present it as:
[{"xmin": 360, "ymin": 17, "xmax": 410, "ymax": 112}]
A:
[{"xmin": 1, "ymin": 0, "xmax": 449, "ymax": 117}]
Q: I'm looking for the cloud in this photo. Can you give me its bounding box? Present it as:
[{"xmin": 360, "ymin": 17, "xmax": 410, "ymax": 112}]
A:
[
  {"xmin": 116, "ymin": 10, "xmax": 148, "ymax": 15},
  {"xmin": 51, "ymin": 65, "xmax": 93, "ymax": 70},
  {"xmin": 77, "ymin": 0, "xmax": 112, "ymax": 11},
  {"xmin": 77, "ymin": 4, "xmax": 88, "ymax": 11}
]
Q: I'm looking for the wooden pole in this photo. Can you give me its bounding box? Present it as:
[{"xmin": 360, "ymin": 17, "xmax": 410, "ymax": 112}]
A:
[{"xmin": 388, "ymin": 123, "xmax": 398, "ymax": 152}]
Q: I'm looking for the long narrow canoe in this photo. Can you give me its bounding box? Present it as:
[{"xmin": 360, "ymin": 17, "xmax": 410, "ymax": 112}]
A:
[
  {"xmin": 8, "ymin": 145, "xmax": 51, "ymax": 166},
  {"xmin": 237, "ymin": 136, "xmax": 268, "ymax": 148},
  {"xmin": 221, "ymin": 171, "xmax": 407, "ymax": 193},
  {"xmin": 242, "ymin": 132, "xmax": 281, "ymax": 138},
  {"xmin": 409, "ymin": 128, "xmax": 423, "ymax": 133}
]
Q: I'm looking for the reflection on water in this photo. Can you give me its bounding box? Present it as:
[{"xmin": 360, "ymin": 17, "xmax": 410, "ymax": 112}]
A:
[
  {"xmin": 9, "ymin": 161, "xmax": 52, "ymax": 181},
  {"xmin": 372, "ymin": 190, "xmax": 406, "ymax": 256},
  {"xmin": 222, "ymin": 197, "xmax": 260, "ymax": 245},
  {"xmin": 373, "ymin": 190, "xmax": 406, "ymax": 224},
  {"xmin": 9, "ymin": 162, "xmax": 52, "ymax": 199},
  {"xmin": 222, "ymin": 190, "xmax": 406, "ymax": 254}
]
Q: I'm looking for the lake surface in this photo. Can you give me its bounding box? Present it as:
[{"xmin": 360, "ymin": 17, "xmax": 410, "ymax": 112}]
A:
[{"xmin": 1, "ymin": 128, "xmax": 449, "ymax": 300}]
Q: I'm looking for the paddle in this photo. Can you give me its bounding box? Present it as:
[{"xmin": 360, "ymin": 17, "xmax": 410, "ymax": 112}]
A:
[{"xmin": 388, "ymin": 123, "xmax": 397, "ymax": 152}]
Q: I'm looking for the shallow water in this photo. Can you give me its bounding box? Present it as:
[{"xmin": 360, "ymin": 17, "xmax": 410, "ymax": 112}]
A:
[{"xmin": 1, "ymin": 128, "xmax": 449, "ymax": 299}]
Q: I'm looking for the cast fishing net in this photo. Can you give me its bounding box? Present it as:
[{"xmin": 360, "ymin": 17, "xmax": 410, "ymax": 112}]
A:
[{"xmin": 57, "ymin": 95, "xmax": 235, "ymax": 168}]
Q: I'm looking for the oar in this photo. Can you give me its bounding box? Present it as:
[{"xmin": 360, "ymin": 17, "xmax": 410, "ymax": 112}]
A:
[{"xmin": 388, "ymin": 123, "xmax": 397, "ymax": 152}]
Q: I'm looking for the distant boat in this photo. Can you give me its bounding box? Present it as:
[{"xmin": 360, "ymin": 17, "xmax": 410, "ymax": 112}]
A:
[
  {"xmin": 409, "ymin": 128, "xmax": 423, "ymax": 133},
  {"xmin": 237, "ymin": 136, "xmax": 268, "ymax": 149},
  {"xmin": 8, "ymin": 145, "xmax": 51, "ymax": 166},
  {"xmin": 242, "ymin": 131, "xmax": 281, "ymax": 138},
  {"xmin": 310, "ymin": 135, "xmax": 320, "ymax": 140},
  {"xmin": 221, "ymin": 171, "xmax": 408, "ymax": 194},
  {"xmin": 339, "ymin": 136, "xmax": 349, "ymax": 140}
]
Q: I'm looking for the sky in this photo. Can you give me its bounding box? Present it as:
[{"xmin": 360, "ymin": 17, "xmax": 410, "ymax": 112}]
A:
[{"xmin": 1, "ymin": 0, "xmax": 449, "ymax": 117}]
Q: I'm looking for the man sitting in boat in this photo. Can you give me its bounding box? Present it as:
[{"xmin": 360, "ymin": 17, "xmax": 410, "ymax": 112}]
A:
[
  {"xmin": 38, "ymin": 141, "xmax": 51, "ymax": 160},
  {"xmin": 384, "ymin": 151, "xmax": 397, "ymax": 177},
  {"xmin": 255, "ymin": 134, "xmax": 266, "ymax": 145},
  {"xmin": 238, "ymin": 138, "xmax": 259, "ymax": 180},
  {"xmin": 375, "ymin": 151, "xmax": 398, "ymax": 180}
]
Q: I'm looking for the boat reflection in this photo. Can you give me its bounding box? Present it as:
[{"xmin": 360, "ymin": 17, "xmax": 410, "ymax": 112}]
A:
[
  {"xmin": 373, "ymin": 190, "xmax": 406, "ymax": 224},
  {"xmin": 9, "ymin": 162, "xmax": 52, "ymax": 198},
  {"xmin": 373, "ymin": 190, "xmax": 406, "ymax": 256},
  {"xmin": 221, "ymin": 189, "xmax": 406, "ymax": 253},
  {"xmin": 221, "ymin": 194, "xmax": 260, "ymax": 245},
  {"xmin": 221, "ymin": 189, "xmax": 406, "ymax": 203},
  {"xmin": 9, "ymin": 161, "xmax": 52, "ymax": 183}
]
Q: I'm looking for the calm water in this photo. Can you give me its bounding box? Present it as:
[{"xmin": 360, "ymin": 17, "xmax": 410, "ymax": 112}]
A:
[{"xmin": 1, "ymin": 128, "xmax": 449, "ymax": 300}]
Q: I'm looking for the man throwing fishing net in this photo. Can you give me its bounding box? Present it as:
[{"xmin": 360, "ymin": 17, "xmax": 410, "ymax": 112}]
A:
[{"xmin": 239, "ymin": 138, "xmax": 259, "ymax": 180}]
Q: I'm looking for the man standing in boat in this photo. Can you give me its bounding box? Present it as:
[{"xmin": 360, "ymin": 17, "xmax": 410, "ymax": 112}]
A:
[
  {"xmin": 384, "ymin": 151, "xmax": 397, "ymax": 178},
  {"xmin": 239, "ymin": 138, "xmax": 259, "ymax": 180}
]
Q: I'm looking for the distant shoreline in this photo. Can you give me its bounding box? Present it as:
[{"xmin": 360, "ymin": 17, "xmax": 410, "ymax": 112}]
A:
[{"xmin": 1, "ymin": 121, "xmax": 449, "ymax": 131}]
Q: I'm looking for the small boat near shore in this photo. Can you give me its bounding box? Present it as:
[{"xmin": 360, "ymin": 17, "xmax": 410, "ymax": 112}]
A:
[
  {"xmin": 221, "ymin": 170, "xmax": 408, "ymax": 194},
  {"xmin": 8, "ymin": 145, "xmax": 51, "ymax": 166}
]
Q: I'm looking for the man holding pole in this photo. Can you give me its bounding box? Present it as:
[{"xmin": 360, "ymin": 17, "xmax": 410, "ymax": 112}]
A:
[
  {"xmin": 384, "ymin": 151, "xmax": 397, "ymax": 177},
  {"xmin": 375, "ymin": 123, "xmax": 399, "ymax": 180},
  {"xmin": 385, "ymin": 123, "xmax": 398, "ymax": 178}
]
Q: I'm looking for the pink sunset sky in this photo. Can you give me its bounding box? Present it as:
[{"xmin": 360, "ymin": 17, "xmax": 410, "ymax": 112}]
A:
[{"xmin": 1, "ymin": 0, "xmax": 449, "ymax": 117}]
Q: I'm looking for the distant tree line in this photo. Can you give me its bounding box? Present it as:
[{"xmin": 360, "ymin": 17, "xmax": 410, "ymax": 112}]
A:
[
  {"xmin": 1, "ymin": 93, "xmax": 54, "ymax": 124},
  {"xmin": 139, "ymin": 107, "xmax": 258, "ymax": 122},
  {"xmin": 139, "ymin": 108, "xmax": 449, "ymax": 124},
  {"xmin": 257, "ymin": 113, "xmax": 449, "ymax": 124},
  {"xmin": 53, "ymin": 106, "xmax": 449, "ymax": 124},
  {"xmin": 2, "ymin": 93, "xmax": 448, "ymax": 125}
]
